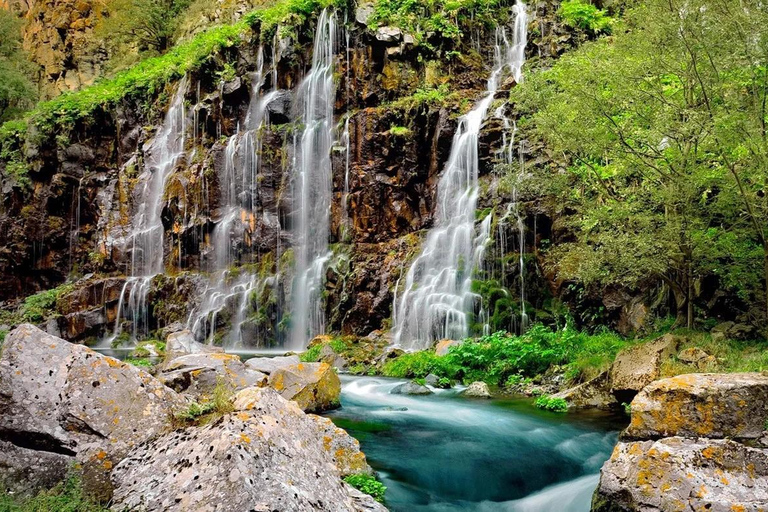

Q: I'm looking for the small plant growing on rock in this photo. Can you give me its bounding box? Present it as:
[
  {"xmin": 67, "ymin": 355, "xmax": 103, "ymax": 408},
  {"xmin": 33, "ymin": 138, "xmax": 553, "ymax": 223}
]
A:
[
  {"xmin": 343, "ymin": 473, "xmax": 386, "ymax": 503},
  {"xmin": 534, "ymin": 395, "xmax": 568, "ymax": 413},
  {"xmin": 174, "ymin": 378, "xmax": 234, "ymax": 425},
  {"xmin": 622, "ymin": 402, "xmax": 632, "ymax": 416},
  {"xmin": 125, "ymin": 357, "xmax": 154, "ymax": 368}
]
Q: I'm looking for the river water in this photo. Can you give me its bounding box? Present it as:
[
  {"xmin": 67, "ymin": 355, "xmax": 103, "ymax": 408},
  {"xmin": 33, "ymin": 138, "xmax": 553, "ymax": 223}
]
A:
[{"xmin": 327, "ymin": 376, "xmax": 624, "ymax": 512}]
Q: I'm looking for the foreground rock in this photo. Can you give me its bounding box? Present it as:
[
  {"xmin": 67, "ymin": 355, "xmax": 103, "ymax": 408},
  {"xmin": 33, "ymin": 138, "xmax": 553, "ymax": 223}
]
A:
[
  {"xmin": 593, "ymin": 372, "xmax": 768, "ymax": 511},
  {"xmin": 111, "ymin": 387, "xmax": 386, "ymax": 512},
  {"xmin": 159, "ymin": 352, "xmax": 267, "ymax": 397},
  {"xmin": 624, "ymin": 372, "xmax": 768, "ymax": 441},
  {"xmin": 609, "ymin": 334, "xmax": 681, "ymax": 402},
  {"xmin": 268, "ymin": 362, "xmax": 342, "ymax": 412},
  {"xmin": 593, "ymin": 437, "xmax": 768, "ymax": 512},
  {"xmin": 0, "ymin": 324, "xmax": 184, "ymax": 498},
  {"xmin": 164, "ymin": 329, "xmax": 224, "ymax": 357}
]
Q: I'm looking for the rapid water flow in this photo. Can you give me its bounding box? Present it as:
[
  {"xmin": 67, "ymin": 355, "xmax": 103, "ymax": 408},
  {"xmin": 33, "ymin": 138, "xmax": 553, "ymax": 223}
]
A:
[
  {"xmin": 290, "ymin": 9, "xmax": 337, "ymax": 350},
  {"xmin": 110, "ymin": 76, "xmax": 190, "ymax": 342},
  {"xmin": 393, "ymin": 3, "xmax": 528, "ymax": 350},
  {"xmin": 185, "ymin": 48, "xmax": 277, "ymax": 347},
  {"xmin": 328, "ymin": 376, "xmax": 621, "ymax": 511}
]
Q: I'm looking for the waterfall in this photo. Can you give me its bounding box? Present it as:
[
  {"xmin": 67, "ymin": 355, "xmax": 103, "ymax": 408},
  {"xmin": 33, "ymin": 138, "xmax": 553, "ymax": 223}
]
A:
[
  {"xmin": 186, "ymin": 48, "xmax": 279, "ymax": 347},
  {"xmin": 111, "ymin": 76, "xmax": 190, "ymax": 342},
  {"xmin": 289, "ymin": 9, "xmax": 337, "ymax": 350},
  {"xmin": 393, "ymin": 3, "xmax": 528, "ymax": 350}
]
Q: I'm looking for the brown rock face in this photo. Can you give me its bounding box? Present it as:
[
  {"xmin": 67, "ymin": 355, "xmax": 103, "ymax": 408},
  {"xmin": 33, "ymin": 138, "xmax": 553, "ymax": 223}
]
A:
[
  {"xmin": 19, "ymin": 0, "xmax": 108, "ymax": 99},
  {"xmin": 624, "ymin": 373, "xmax": 768, "ymax": 441}
]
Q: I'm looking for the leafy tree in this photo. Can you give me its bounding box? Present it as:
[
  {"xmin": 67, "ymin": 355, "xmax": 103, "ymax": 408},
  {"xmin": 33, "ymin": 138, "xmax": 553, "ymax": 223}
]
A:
[
  {"xmin": 97, "ymin": 0, "xmax": 193, "ymax": 55},
  {"xmin": 513, "ymin": 0, "xmax": 768, "ymax": 332},
  {"xmin": 0, "ymin": 9, "xmax": 35, "ymax": 122}
]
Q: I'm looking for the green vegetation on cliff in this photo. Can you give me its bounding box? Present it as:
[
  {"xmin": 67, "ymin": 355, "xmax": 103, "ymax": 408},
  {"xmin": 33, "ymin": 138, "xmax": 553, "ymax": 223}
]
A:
[
  {"xmin": 512, "ymin": 0, "xmax": 768, "ymax": 332},
  {"xmin": 0, "ymin": 473, "xmax": 107, "ymax": 512},
  {"xmin": 0, "ymin": 10, "xmax": 36, "ymax": 124}
]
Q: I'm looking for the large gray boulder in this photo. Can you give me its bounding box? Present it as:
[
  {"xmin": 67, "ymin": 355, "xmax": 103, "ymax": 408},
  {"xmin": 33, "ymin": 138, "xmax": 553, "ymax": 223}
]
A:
[
  {"xmin": 159, "ymin": 352, "xmax": 267, "ymax": 397},
  {"xmin": 592, "ymin": 437, "xmax": 768, "ymax": 512},
  {"xmin": 609, "ymin": 334, "xmax": 681, "ymax": 402},
  {"xmin": 244, "ymin": 354, "xmax": 300, "ymax": 374},
  {"xmin": 268, "ymin": 362, "xmax": 341, "ymax": 413},
  {"xmin": 624, "ymin": 373, "xmax": 768, "ymax": 441},
  {"xmin": 164, "ymin": 329, "xmax": 223, "ymax": 357},
  {"xmin": 551, "ymin": 371, "xmax": 617, "ymax": 410},
  {"xmin": 391, "ymin": 381, "xmax": 433, "ymax": 395},
  {"xmin": 110, "ymin": 386, "xmax": 385, "ymax": 512},
  {"xmin": 0, "ymin": 324, "xmax": 184, "ymax": 498},
  {"xmin": 462, "ymin": 381, "xmax": 492, "ymax": 398}
]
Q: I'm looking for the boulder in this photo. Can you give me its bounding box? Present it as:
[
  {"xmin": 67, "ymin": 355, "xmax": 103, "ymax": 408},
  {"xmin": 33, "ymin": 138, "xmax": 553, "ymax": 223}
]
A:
[
  {"xmin": 159, "ymin": 352, "xmax": 267, "ymax": 396},
  {"xmin": 592, "ymin": 437, "xmax": 768, "ymax": 512},
  {"xmin": 462, "ymin": 381, "xmax": 492, "ymax": 398},
  {"xmin": 355, "ymin": 1, "xmax": 375, "ymax": 25},
  {"xmin": 425, "ymin": 373, "xmax": 441, "ymax": 387},
  {"xmin": 319, "ymin": 343, "xmax": 348, "ymax": 370},
  {"xmin": 375, "ymin": 26, "xmax": 403, "ymax": 43},
  {"xmin": 0, "ymin": 440, "xmax": 73, "ymax": 498},
  {"xmin": 111, "ymin": 387, "xmax": 383, "ymax": 512},
  {"xmin": 677, "ymin": 347, "xmax": 715, "ymax": 369},
  {"xmin": 307, "ymin": 415, "xmax": 373, "ymax": 476},
  {"xmin": 609, "ymin": 334, "xmax": 681, "ymax": 402},
  {"xmin": 390, "ymin": 381, "xmax": 433, "ymax": 395},
  {"xmin": 244, "ymin": 354, "xmax": 300, "ymax": 374},
  {"xmin": 268, "ymin": 362, "xmax": 342, "ymax": 413},
  {"xmin": 0, "ymin": 324, "xmax": 184, "ymax": 498},
  {"xmin": 165, "ymin": 329, "xmax": 224, "ymax": 357},
  {"xmin": 434, "ymin": 339, "xmax": 462, "ymax": 356},
  {"xmin": 624, "ymin": 373, "xmax": 768, "ymax": 441},
  {"xmin": 551, "ymin": 371, "xmax": 617, "ymax": 410}
]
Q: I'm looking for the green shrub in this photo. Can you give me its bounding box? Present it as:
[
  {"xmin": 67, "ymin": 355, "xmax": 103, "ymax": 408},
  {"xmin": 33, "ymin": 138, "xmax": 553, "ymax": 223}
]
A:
[
  {"xmin": 343, "ymin": 473, "xmax": 386, "ymax": 503},
  {"xmin": 558, "ymin": 0, "xmax": 612, "ymax": 34},
  {"xmin": 0, "ymin": 472, "xmax": 107, "ymax": 512},
  {"xmin": 534, "ymin": 395, "xmax": 568, "ymax": 413},
  {"xmin": 381, "ymin": 351, "xmax": 457, "ymax": 379},
  {"xmin": 389, "ymin": 125, "xmax": 411, "ymax": 136},
  {"xmin": 20, "ymin": 284, "xmax": 73, "ymax": 323},
  {"xmin": 174, "ymin": 378, "xmax": 234, "ymax": 424},
  {"xmin": 300, "ymin": 344, "xmax": 322, "ymax": 362},
  {"xmin": 125, "ymin": 357, "xmax": 154, "ymax": 368}
]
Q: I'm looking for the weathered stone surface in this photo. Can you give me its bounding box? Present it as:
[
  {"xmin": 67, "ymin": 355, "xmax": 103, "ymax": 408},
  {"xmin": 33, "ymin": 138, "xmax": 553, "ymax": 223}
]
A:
[
  {"xmin": 677, "ymin": 347, "xmax": 715, "ymax": 369},
  {"xmin": 592, "ymin": 437, "xmax": 768, "ymax": 512},
  {"xmin": 435, "ymin": 339, "xmax": 462, "ymax": 356},
  {"xmin": 552, "ymin": 371, "xmax": 617, "ymax": 409},
  {"xmin": 624, "ymin": 373, "xmax": 768, "ymax": 441},
  {"xmin": 111, "ymin": 386, "xmax": 382, "ymax": 512},
  {"xmin": 308, "ymin": 415, "xmax": 373, "ymax": 477},
  {"xmin": 375, "ymin": 26, "xmax": 403, "ymax": 43},
  {"xmin": 268, "ymin": 362, "xmax": 341, "ymax": 413},
  {"xmin": 0, "ymin": 324, "xmax": 183, "ymax": 497},
  {"xmin": 609, "ymin": 334, "xmax": 681, "ymax": 402},
  {"xmin": 355, "ymin": 1, "xmax": 374, "ymax": 25},
  {"xmin": 0, "ymin": 440, "xmax": 73, "ymax": 498},
  {"xmin": 244, "ymin": 354, "xmax": 300, "ymax": 374},
  {"xmin": 160, "ymin": 352, "xmax": 267, "ymax": 396},
  {"xmin": 165, "ymin": 329, "xmax": 224, "ymax": 356},
  {"xmin": 462, "ymin": 381, "xmax": 492, "ymax": 398},
  {"xmin": 390, "ymin": 381, "xmax": 433, "ymax": 395}
]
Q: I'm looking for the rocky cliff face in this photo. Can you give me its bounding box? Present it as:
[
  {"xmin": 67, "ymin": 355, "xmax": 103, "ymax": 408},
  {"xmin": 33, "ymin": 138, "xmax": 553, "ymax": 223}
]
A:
[{"xmin": 0, "ymin": 1, "xmax": 579, "ymax": 346}]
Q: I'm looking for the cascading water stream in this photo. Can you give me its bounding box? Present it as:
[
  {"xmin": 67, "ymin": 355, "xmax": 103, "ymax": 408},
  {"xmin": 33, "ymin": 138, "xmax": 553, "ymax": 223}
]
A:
[
  {"xmin": 186, "ymin": 48, "xmax": 279, "ymax": 347},
  {"xmin": 110, "ymin": 76, "xmax": 190, "ymax": 342},
  {"xmin": 290, "ymin": 9, "xmax": 337, "ymax": 350},
  {"xmin": 393, "ymin": 3, "xmax": 528, "ymax": 350}
]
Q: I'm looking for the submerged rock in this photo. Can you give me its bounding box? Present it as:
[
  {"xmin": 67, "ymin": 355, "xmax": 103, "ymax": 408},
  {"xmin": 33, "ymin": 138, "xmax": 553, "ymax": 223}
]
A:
[
  {"xmin": 593, "ymin": 437, "xmax": 768, "ymax": 512},
  {"xmin": 624, "ymin": 372, "xmax": 768, "ymax": 441},
  {"xmin": 111, "ymin": 386, "xmax": 385, "ymax": 512},
  {"xmin": 609, "ymin": 334, "xmax": 681, "ymax": 402},
  {"xmin": 0, "ymin": 324, "xmax": 184, "ymax": 498},
  {"xmin": 244, "ymin": 354, "xmax": 300, "ymax": 374},
  {"xmin": 390, "ymin": 381, "xmax": 433, "ymax": 395},
  {"xmin": 268, "ymin": 362, "xmax": 341, "ymax": 413},
  {"xmin": 462, "ymin": 381, "xmax": 492, "ymax": 398}
]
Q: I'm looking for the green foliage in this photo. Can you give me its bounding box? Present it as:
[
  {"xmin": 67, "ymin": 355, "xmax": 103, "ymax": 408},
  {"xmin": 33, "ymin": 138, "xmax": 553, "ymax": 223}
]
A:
[
  {"xmin": 381, "ymin": 350, "xmax": 457, "ymax": 379},
  {"xmin": 558, "ymin": 0, "xmax": 612, "ymax": 35},
  {"xmin": 0, "ymin": 472, "xmax": 107, "ymax": 512},
  {"xmin": 174, "ymin": 378, "xmax": 234, "ymax": 424},
  {"xmin": 300, "ymin": 344, "xmax": 323, "ymax": 362},
  {"xmin": 343, "ymin": 474, "xmax": 386, "ymax": 503},
  {"xmin": 97, "ymin": 0, "xmax": 193, "ymax": 54},
  {"xmin": 0, "ymin": 120, "xmax": 29, "ymax": 188},
  {"xmin": 388, "ymin": 125, "xmax": 411, "ymax": 137},
  {"xmin": 20, "ymin": 284, "xmax": 73, "ymax": 323},
  {"xmin": 242, "ymin": 0, "xmax": 344, "ymax": 39},
  {"xmin": 534, "ymin": 395, "xmax": 568, "ymax": 412},
  {"xmin": 622, "ymin": 402, "xmax": 631, "ymax": 415},
  {"xmin": 413, "ymin": 377, "xmax": 426, "ymax": 386},
  {"xmin": 125, "ymin": 357, "xmax": 154, "ymax": 368},
  {"xmin": 512, "ymin": 0, "xmax": 768, "ymax": 329},
  {"xmin": 0, "ymin": 10, "xmax": 36, "ymax": 123}
]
